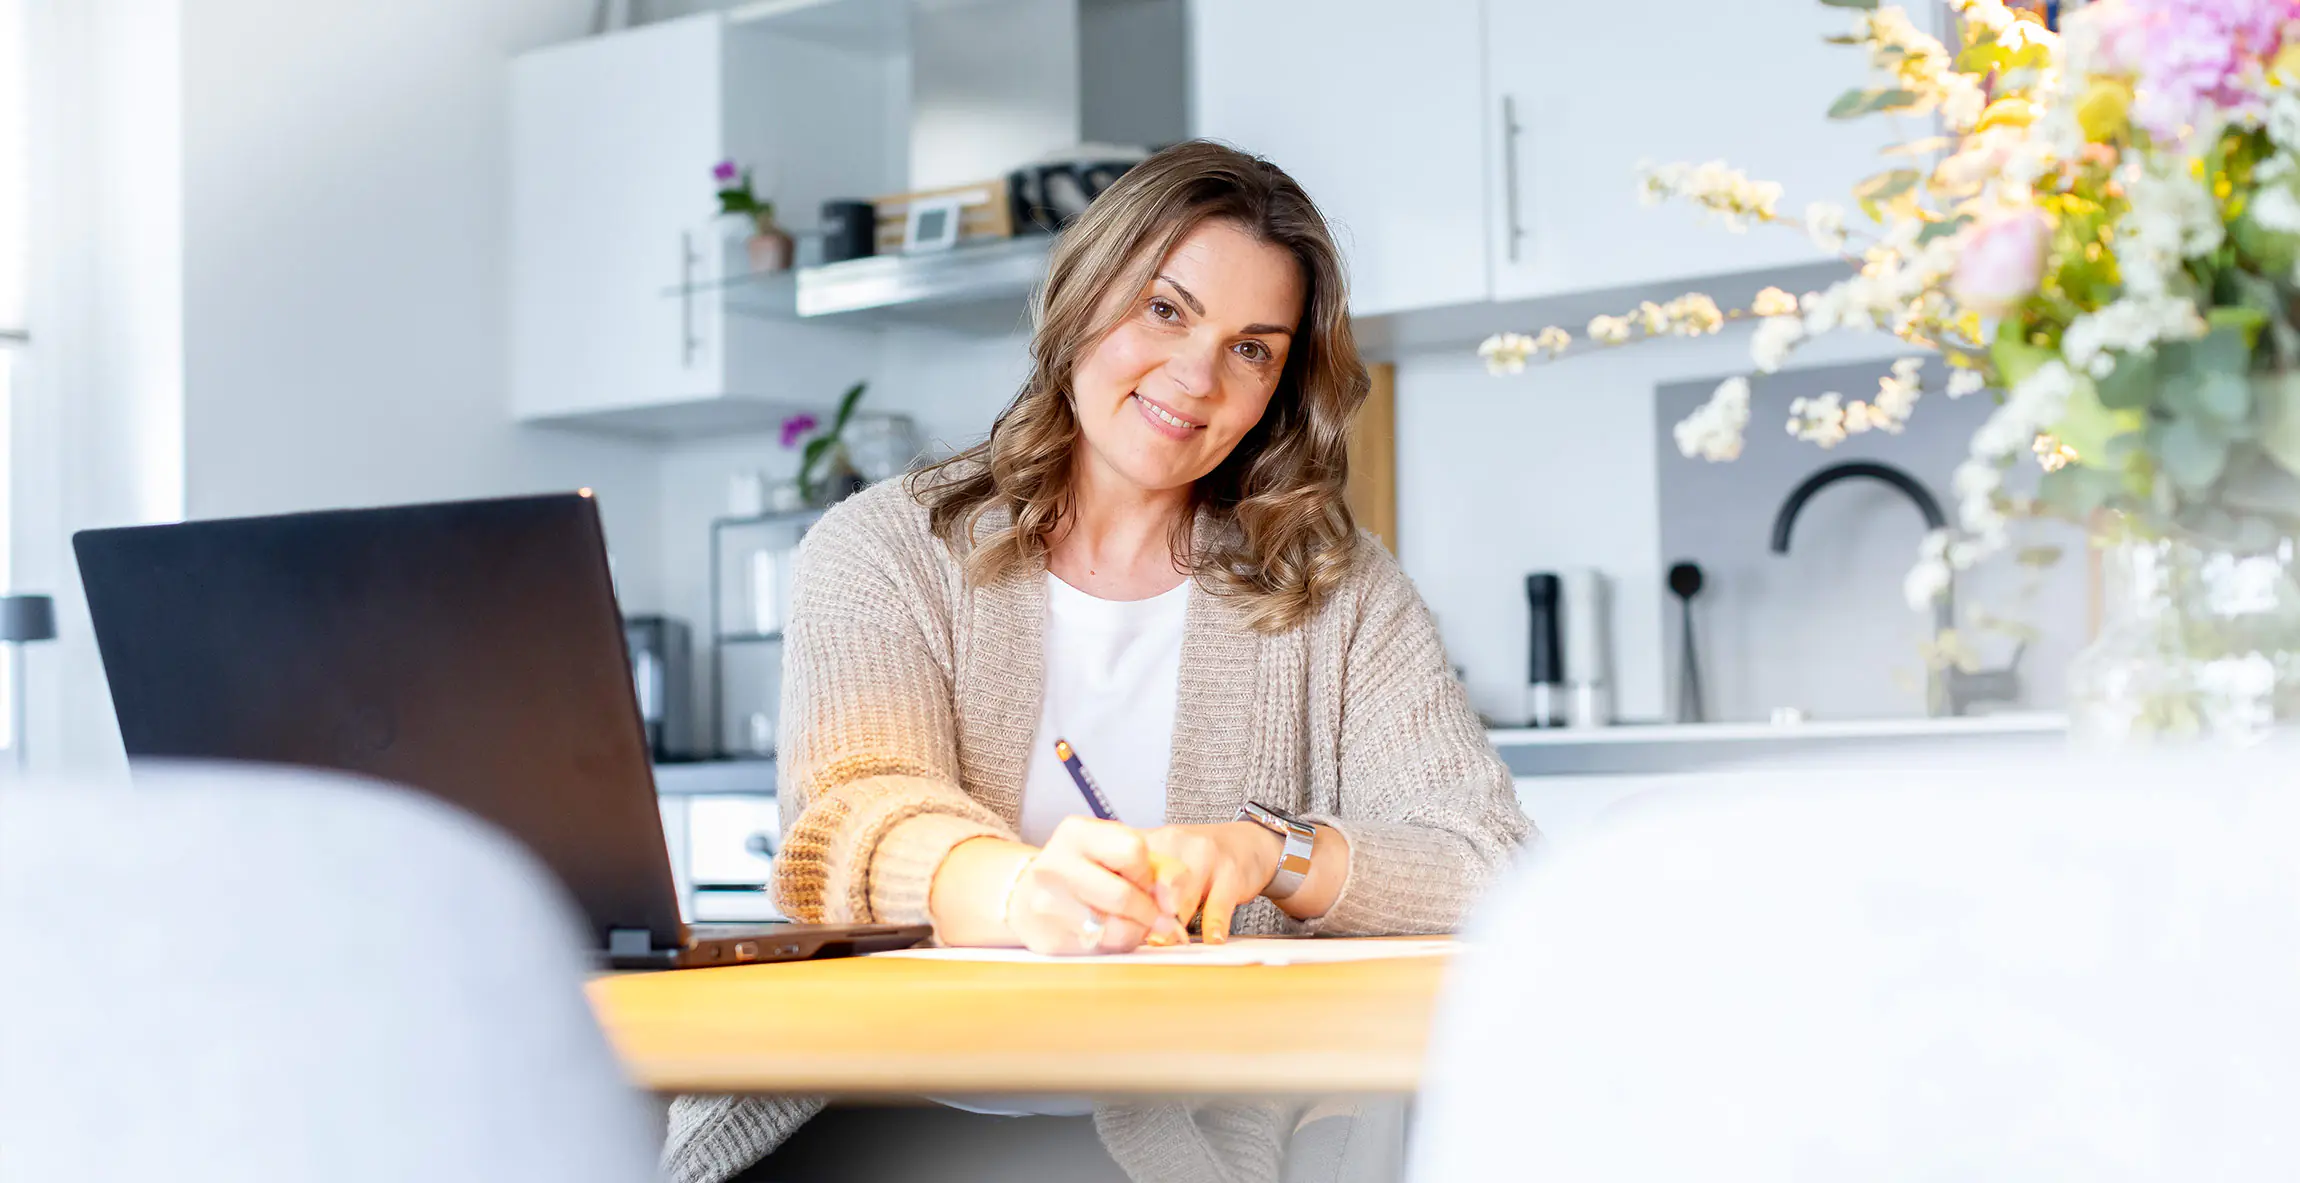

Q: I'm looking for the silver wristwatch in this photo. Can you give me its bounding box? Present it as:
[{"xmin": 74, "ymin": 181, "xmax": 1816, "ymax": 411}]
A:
[{"xmin": 1236, "ymin": 801, "xmax": 1317, "ymax": 901}]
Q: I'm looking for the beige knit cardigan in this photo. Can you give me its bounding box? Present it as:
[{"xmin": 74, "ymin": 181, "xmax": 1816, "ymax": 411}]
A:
[{"xmin": 664, "ymin": 480, "xmax": 1535, "ymax": 1183}]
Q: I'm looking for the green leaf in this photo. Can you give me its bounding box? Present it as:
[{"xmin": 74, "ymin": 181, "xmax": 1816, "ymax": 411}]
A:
[
  {"xmin": 2056, "ymin": 370, "xmax": 2146, "ymax": 465},
  {"xmin": 2153, "ymin": 416, "xmax": 2232, "ymax": 494},
  {"xmin": 2192, "ymin": 370, "xmax": 2253, "ymax": 424},
  {"xmin": 2216, "ymin": 445, "xmax": 2300, "ymax": 525},
  {"xmin": 1958, "ymin": 41, "xmax": 2012, "ymax": 74},
  {"xmin": 1823, "ymin": 33, "xmax": 1865, "ymax": 44},
  {"xmin": 1990, "ymin": 324, "xmax": 2057, "ymax": 393},
  {"xmin": 1853, "ymin": 168, "xmax": 1922, "ymax": 204},
  {"xmin": 2208, "ymin": 304, "xmax": 2269, "ymax": 346},
  {"xmin": 2094, "ymin": 349, "xmax": 2156, "ymax": 411},
  {"xmin": 826, "ymin": 381, "xmax": 868, "ymax": 436},
  {"xmin": 1829, "ymin": 89, "xmax": 1921, "ymax": 119},
  {"xmin": 1916, "ymin": 214, "xmax": 1973, "ymax": 246},
  {"xmin": 2037, "ymin": 465, "xmax": 2127, "ymax": 520},
  {"xmin": 1828, "ymin": 88, "xmax": 1874, "ymax": 119},
  {"xmin": 2254, "ymin": 369, "xmax": 2300, "ymax": 478},
  {"xmin": 1819, "ymin": 0, "xmax": 1878, "ymax": 8},
  {"xmin": 797, "ymin": 434, "xmax": 836, "ymax": 496}
]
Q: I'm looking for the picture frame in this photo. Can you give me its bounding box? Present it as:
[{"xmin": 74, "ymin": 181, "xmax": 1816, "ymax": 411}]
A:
[{"xmin": 900, "ymin": 195, "xmax": 966, "ymax": 254}]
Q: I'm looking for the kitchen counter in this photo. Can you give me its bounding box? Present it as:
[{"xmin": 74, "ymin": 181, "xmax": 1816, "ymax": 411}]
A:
[
  {"xmin": 652, "ymin": 758, "xmax": 776, "ymax": 796},
  {"xmin": 1490, "ymin": 713, "xmax": 2068, "ymax": 776}
]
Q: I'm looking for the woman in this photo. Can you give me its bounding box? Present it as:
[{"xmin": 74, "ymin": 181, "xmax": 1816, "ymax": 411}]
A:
[{"xmin": 667, "ymin": 140, "xmax": 1533, "ymax": 1183}]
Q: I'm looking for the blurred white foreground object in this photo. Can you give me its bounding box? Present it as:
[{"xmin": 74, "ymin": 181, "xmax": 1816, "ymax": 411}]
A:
[
  {"xmin": 1414, "ymin": 748, "xmax": 2300, "ymax": 1181},
  {"xmin": 0, "ymin": 764, "xmax": 656, "ymax": 1183}
]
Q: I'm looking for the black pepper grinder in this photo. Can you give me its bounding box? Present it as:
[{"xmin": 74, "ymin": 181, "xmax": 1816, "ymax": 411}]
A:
[{"xmin": 1525, "ymin": 573, "xmax": 1565, "ymax": 728}]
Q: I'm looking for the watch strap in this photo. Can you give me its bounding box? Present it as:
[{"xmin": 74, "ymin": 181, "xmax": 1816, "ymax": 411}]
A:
[{"xmin": 1237, "ymin": 801, "xmax": 1316, "ymax": 901}]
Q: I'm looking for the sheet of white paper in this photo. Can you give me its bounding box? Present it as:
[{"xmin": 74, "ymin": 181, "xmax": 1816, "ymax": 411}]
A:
[{"xmin": 871, "ymin": 937, "xmax": 1455, "ymax": 966}]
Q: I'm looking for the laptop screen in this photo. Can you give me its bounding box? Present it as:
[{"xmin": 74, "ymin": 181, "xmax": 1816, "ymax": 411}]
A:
[{"xmin": 74, "ymin": 493, "xmax": 685, "ymax": 949}]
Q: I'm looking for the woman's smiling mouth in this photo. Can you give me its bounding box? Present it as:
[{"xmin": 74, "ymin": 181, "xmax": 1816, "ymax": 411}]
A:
[{"xmin": 1132, "ymin": 392, "xmax": 1206, "ymax": 438}]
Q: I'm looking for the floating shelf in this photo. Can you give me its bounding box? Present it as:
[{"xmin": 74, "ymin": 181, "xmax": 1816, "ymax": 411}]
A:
[{"xmin": 669, "ymin": 236, "xmax": 1049, "ymax": 336}]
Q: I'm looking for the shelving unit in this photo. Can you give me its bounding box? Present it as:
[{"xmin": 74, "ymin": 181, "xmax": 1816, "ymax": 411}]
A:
[
  {"xmin": 665, "ymin": 235, "xmax": 1051, "ymax": 335},
  {"xmin": 708, "ymin": 508, "xmax": 825, "ymax": 760}
]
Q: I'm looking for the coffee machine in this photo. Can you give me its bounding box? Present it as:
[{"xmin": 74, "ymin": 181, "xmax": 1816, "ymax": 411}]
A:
[{"xmin": 623, "ymin": 615, "xmax": 693, "ymax": 761}]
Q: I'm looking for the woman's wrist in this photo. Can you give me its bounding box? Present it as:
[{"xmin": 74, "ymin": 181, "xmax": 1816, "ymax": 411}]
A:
[{"xmin": 927, "ymin": 836, "xmax": 1038, "ymax": 946}]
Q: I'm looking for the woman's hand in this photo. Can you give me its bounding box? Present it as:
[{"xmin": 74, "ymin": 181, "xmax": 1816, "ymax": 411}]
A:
[
  {"xmin": 1005, "ymin": 817, "xmax": 1185, "ymax": 955},
  {"xmin": 1142, "ymin": 821, "xmax": 1284, "ymax": 943}
]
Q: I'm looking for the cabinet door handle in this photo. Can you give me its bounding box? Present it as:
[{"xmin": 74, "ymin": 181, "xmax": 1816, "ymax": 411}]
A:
[
  {"xmin": 680, "ymin": 230, "xmax": 700, "ymax": 367},
  {"xmin": 1501, "ymin": 94, "xmax": 1528, "ymax": 263}
]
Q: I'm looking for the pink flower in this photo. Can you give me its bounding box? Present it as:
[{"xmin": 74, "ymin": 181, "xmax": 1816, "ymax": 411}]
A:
[
  {"xmin": 2106, "ymin": 0, "xmax": 2300, "ymax": 140},
  {"xmin": 779, "ymin": 413, "xmax": 818, "ymax": 449},
  {"xmin": 712, "ymin": 159, "xmax": 739, "ymax": 184},
  {"xmin": 1951, "ymin": 210, "xmax": 2050, "ymax": 319},
  {"xmin": 2079, "ymin": 0, "xmax": 2151, "ymax": 74}
]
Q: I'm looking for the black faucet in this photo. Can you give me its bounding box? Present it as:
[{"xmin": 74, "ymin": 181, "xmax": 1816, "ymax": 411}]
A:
[
  {"xmin": 1770, "ymin": 461, "xmax": 1946, "ymax": 552},
  {"xmin": 1769, "ymin": 461, "xmax": 2019, "ymax": 717}
]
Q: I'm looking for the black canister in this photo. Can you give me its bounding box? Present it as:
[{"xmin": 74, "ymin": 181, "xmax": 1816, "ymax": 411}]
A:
[
  {"xmin": 1525, "ymin": 573, "xmax": 1565, "ymax": 728},
  {"xmin": 819, "ymin": 199, "xmax": 876, "ymax": 263}
]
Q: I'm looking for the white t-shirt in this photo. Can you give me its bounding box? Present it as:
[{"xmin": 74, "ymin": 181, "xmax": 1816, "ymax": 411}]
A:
[
  {"xmin": 937, "ymin": 572, "xmax": 1190, "ymax": 1119},
  {"xmin": 1018, "ymin": 572, "xmax": 1188, "ymax": 844}
]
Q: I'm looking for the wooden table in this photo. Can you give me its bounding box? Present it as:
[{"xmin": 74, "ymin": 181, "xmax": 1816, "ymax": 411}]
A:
[{"xmin": 587, "ymin": 942, "xmax": 1453, "ymax": 1097}]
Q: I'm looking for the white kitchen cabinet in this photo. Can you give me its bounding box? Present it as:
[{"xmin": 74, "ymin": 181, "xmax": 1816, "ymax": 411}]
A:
[
  {"xmin": 1188, "ymin": 0, "xmax": 1489, "ymax": 319},
  {"xmin": 1487, "ymin": 0, "xmax": 1919, "ymax": 301},
  {"xmin": 508, "ymin": 14, "xmax": 883, "ymax": 438}
]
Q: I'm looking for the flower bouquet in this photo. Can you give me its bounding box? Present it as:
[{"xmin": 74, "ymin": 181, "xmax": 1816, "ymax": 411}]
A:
[{"xmin": 1481, "ymin": 0, "xmax": 2300, "ymax": 743}]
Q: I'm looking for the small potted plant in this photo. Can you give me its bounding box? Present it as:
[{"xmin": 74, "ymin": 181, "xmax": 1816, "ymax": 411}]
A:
[
  {"xmin": 713, "ymin": 159, "xmax": 793, "ymax": 274},
  {"xmin": 781, "ymin": 382, "xmax": 870, "ymax": 506}
]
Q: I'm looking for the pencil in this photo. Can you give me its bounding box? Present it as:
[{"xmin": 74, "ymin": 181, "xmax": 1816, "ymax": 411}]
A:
[{"xmin": 1051, "ymin": 737, "xmax": 1120, "ymax": 822}]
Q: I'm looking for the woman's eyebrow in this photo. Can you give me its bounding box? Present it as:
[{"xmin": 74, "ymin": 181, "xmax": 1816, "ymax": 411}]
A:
[
  {"xmin": 1157, "ymin": 274, "xmax": 1294, "ymax": 336},
  {"xmin": 1154, "ymin": 274, "xmax": 1204, "ymax": 315}
]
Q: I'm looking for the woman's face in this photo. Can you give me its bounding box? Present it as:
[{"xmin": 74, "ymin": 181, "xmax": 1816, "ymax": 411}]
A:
[{"xmin": 1069, "ymin": 219, "xmax": 1306, "ymax": 497}]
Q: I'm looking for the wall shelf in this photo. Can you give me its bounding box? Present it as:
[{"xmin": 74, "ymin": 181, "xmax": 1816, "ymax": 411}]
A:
[{"xmin": 667, "ymin": 236, "xmax": 1049, "ymax": 336}]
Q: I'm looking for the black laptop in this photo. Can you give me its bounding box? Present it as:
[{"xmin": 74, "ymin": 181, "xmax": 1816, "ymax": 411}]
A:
[{"xmin": 73, "ymin": 492, "xmax": 928, "ymax": 969}]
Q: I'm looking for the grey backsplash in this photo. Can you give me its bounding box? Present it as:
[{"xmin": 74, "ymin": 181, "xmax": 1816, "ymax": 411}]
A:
[{"xmin": 1653, "ymin": 357, "xmax": 2087, "ymax": 723}]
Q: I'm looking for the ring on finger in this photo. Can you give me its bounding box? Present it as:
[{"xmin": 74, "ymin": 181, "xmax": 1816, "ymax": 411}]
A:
[{"xmin": 1077, "ymin": 910, "xmax": 1107, "ymax": 949}]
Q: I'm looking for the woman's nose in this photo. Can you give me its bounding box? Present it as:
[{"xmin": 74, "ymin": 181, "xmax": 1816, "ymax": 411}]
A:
[{"xmin": 1162, "ymin": 337, "xmax": 1220, "ymax": 400}]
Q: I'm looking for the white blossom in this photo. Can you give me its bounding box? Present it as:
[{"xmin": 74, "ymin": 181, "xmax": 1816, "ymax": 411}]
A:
[
  {"xmin": 1952, "ymin": 0, "xmax": 2015, "ymax": 36},
  {"xmin": 1478, "ymin": 333, "xmax": 1537, "ymax": 375},
  {"xmin": 2117, "ymin": 161, "xmax": 2225, "ymax": 297},
  {"xmin": 1941, "ymin": 73, "xmax": 1988, "ymax": 131},
  {"xmin": 1674, "ymin": 376, "xmax": 1753, "ymax": 462},
  {"xmin": 2061, "ymin": 295, "xmax": 2207, "ymax": 377},
  {"xmin": 1788, "ymin": 392, "xmax": 1850, "ymax": 447},
  {"xmin": 1750, "ymin": 315, "xmax": 1806, "ymax": 373},
  {"xmin": 1639, "ymin": 161, "xmax": 1784, "ymax": 232},
  {"xmin": 1947, "ymin": 368, "xmax": 1987, "ymax": 398},
  {"xmin": 2269, "ymin": 91, "xmax": 2300, "ymax": 155},
  {"xmin": 1533, "ymin": 325, "xmax": 1571, "ymax": 356},
  {"xmin": 1588, "ymin": 314, "xmax": 1632, "ymax": 345},
  {"xmin": 1663, "ymin": 292, "xmax": 1726, "ymax": 336},
  {"xmin": 1805, "ymin": 202, "xmax": 1848, "ymax": 252},
  {"xmin": 1751, "ymin": 286, "xmax": 1801, "ymax": 318},
  {"xmin": 1904, "ymin": 528, "xmax": 1956, "ymax": 609},
  {"xmin": 2253, "ymin": 183, "xmax": 2300, "ymax": 234}
]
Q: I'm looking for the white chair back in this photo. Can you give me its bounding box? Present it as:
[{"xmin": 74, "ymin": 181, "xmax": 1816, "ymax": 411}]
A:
[
  {"xmin": 0, "ymin": 763, "xmax": 657, "ymax": 1183},
  {"xmin": 1415, "ymin": 748, "xmax": 2300, "ymax": 1180}
]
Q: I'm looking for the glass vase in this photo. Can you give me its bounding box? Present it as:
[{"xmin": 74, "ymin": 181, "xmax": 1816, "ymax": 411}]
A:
[{"xmin": 2066, "ymin": 534, "xmax": 2300, "ymax": 747}]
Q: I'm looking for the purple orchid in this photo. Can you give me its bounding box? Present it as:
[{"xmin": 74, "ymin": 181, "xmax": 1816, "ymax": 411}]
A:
[
  {"xmin": 712, "ymin": 159, "xmax": 739, "ymax": 184},
  {"xmin": 779, "ymin": 413, "xmax": 819, "ymax": 450}
]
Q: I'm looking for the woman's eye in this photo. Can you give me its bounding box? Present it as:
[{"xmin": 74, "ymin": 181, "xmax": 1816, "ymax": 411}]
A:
[
  {"xmin": 1149, "ymin": 298, "xmax": 1179, "ymax": 321},
  {"xmin": 1235, "ymin": 341, "xmax": 1272, "ymax": 363}
]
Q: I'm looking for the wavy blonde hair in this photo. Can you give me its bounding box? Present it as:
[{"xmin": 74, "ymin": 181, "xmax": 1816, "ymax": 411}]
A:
[{"xmin": 908, "ymin": 140, "xmax": 1369, "ymax": 633}]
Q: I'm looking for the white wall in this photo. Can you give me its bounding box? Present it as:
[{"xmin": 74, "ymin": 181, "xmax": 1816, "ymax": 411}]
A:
[
  {"xmin": 181, "ymin": 0, "xmax": 663, "ymax": 602},
  {"xmin": 1396, "ymin": 324, "xmax": 1919, "ymax": 726},
  {"xmin": 15, "ymin": 0, "xmax": 186, "ymax": 775}
]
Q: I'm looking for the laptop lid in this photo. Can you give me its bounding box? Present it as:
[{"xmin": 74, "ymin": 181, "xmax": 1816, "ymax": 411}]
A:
[{"xmin": 74, "ymin": 493, "xmax": 686, "ymax": 951}]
